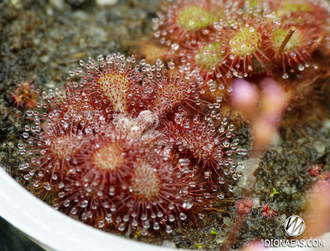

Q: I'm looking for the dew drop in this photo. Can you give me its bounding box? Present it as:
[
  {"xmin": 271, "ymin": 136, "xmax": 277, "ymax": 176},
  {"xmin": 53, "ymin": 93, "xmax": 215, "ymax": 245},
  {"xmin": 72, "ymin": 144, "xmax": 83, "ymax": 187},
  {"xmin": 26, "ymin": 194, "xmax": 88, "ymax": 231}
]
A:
[
  {"xmin": 171, "ymin": 43, "xmax": 179, "ymax": 50},
  {"xmin": 198, "ymin": 213, "xmax": 205, "ymax": 219},
  {"xmin": 282, "ymin": 73, "xmax": 289, "ymax": 79},
  {"xmin": 141, "ymin": 228, "xmax": 148, "ymax": 236},
  {"xmin": 189, "ymin": 181, "xmax": 196, "ymax": 188},
  {"xmin": 217, "ymin": 193, "xmax": 225, "ymax": 199},
  {"xmin": 118, "ymin": 223, "xmax": 125, "ymax": 231},
  {"xmin": 166, "ymin": 225, "xmax": 173, "ymax": 233},
  {"xmin": 132, "ymin": 219, "xmax": 138, "ymax": 227},
  {"xmin": 98, "ymin": 221, "xmax": 104, "ymax": 228},
  {"xmin": 105, "ymin": 214, "xmax": 112, "ymax": 223},
  {"xmin": 182, "ymin": 201, "xmax": 193, "ymax": 209},
  {"xmin": 81, "ymin": 213, "xmax": 87, "ymax": 221},
  {"xmin": 204, "ymin": 193, "xmax": 211, "ymax": 199},
  {"xmin": 43, "ymin": 182, "xmax": 51, "ymax": 191},
  {"xmin": 80, "ymin": 200, "xmax": 88, "ymax": 208},
  {"xmin": 144, "ymin": 220, "xmax": 150, "ymax": 229},
  {"xmin": 168, "ymin": 61, "xmax": 175, "ymax": 70},
  {"xmin": 209, "ymin": 85, "xmax": 216, "ymax": 92},
  {"xmin": 298, "ymin": 64, "xmax": 304, "ymax": 71},
  {"xmin": 58, "ymin": 191, "xmax": 65, "ymax": 198},
  {"xmin": 87, "ymin": 211, "xmax": 93, "ymax": 218},
  {"xmin": 179, "ymin": 212, "xmax": 187, "ymax": 220},
  {"xmin": 123, "ymin": 215, "xmax": 129, "ymax": 222},
  {"xmin": 179, "ymin": 158, "xmax": 190, "ymax": 167},
  {"xmin": 63, "ymin": 200, "xmax": 70, "ymax": 207},
  {"xmin": 153, "ymin": 222, "xmax": 160, "ymax": 230}
]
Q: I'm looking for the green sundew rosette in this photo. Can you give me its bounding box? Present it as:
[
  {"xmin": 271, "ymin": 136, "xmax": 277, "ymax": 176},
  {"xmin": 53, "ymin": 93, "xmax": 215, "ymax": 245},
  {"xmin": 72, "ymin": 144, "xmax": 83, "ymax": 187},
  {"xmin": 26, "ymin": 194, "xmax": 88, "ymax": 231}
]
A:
[
  {"xmin": 239, "ymin": 0, "xmax": 269, "ymax": 18},
  {"xmin": 195, "ymin": 42, "xmax": 225, "ymax": 71},
  {"xmin": 176, "ymin": 5, "xmax": 220, "ymax": 32},
  {"xmin": 276, "ymin": 1, "xmax": 325, "ymax": 26},
  {"xmin": 276, "ymin": 1, "xmax": 313, "ymax": 18},
  {"xmin": 270, "ymin": 28, "xmax": 303, "ymax": 52},
  {"xmin": 229, "ymin": 27, "xmax": 261, "ymax": 56},
  {"xmin": 244, "ymin": 0, "xmax": 266, "ymax": 9}
]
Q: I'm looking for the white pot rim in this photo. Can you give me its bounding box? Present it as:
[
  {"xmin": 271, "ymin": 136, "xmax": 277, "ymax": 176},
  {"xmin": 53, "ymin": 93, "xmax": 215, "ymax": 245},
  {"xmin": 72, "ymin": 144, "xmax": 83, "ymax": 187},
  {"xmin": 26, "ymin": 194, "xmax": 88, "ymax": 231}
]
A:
[{"xmin": 0, "ymin": 167, "xmax": 172, "ymax": 251}]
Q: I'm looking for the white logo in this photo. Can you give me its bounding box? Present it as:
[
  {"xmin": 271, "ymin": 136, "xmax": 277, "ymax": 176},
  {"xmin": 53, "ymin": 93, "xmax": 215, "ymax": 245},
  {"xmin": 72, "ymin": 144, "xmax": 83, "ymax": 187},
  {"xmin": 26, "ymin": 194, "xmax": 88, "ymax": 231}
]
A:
[{"xmin": 284, "ymin": 215, "xmax": 305, "ymax": 237}]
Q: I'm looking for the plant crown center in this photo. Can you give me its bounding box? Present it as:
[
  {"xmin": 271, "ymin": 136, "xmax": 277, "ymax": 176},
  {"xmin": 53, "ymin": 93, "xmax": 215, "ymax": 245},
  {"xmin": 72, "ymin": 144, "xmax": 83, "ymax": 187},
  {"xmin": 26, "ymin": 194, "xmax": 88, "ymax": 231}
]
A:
[
  {"xmin": 91, "ymin": 143, "xmax": 125, "ymax": 171},
  {"xmin": 229, "ymin": 27, "xmax": 261, "ymax": 56},
  {"xmin": 131, "ymin": 164, "xmax": 161, "ymax": 199},
  {"xmin": 195, "ymin": 42, "xmax": 225, "ymax": 70},
  {"xmin": 98, "ymin": 72, "xmax": 129, "ymax": 113},
  {"xmin": 177, "ymin": 6, "xmax": 215, "ymax": 31},
  {"xmin": 271, "ymin": 28, "xmax": 303, "ymax": 52},
  {"xmin": 50, "ymin": 135, "xmax": 79, "ymax": 160}
]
